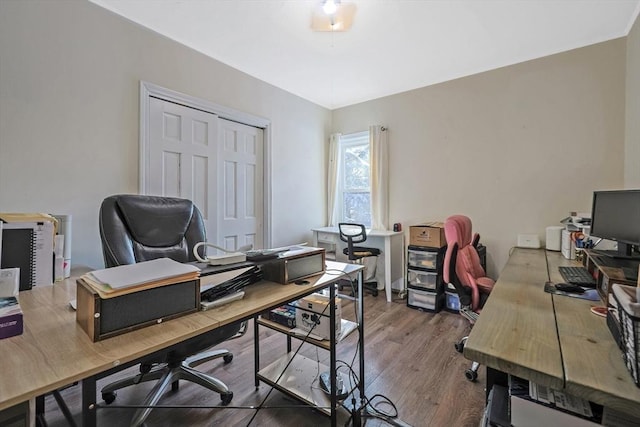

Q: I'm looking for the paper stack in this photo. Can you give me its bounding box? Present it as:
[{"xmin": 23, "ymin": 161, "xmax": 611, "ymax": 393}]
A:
[{"xmin": 79, "ymin": 258, "xmax": 200, "ymax": 299}]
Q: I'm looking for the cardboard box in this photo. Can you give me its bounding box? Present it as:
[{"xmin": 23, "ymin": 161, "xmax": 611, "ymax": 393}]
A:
[
  {"xmin": 295, "ymin": 293, "xmax": 341, "ymax": 340},
  {"xmin": 409, "ymin": 222, "xmax": 446, "ymax": 248}
]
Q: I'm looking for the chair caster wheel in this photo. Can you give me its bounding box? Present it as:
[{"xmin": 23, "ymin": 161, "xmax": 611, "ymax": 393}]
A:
[
  {"xmin": 223, "ymin": 354, "xmax": 233, "ymax": 364},
  {"xmin": 221, "ymin": 391, "xmax": 233, "ymax": 405},
  {"xmin": 372, "ymin": 290, "xmax": 378, "ymax": 297},
  {"xmin": 454, "ymin": 342, "xmax": 465, "ymax": 353},
  {"xmin": 465, "ymin": 369, "xmax": 478, "ymax": 382},
  {"xmin": 102, "ymin": 391, "xmax": 117, "ymax": 404}
]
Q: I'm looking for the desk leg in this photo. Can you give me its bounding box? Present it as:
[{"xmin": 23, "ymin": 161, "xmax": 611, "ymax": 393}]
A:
[
  {"xmin": 254, "ymin": 317, "xmax": 260, "ymax": 388},
  {"xmin": 357, "ymin": 269, "xmax": 365, "ymax": 399},
  {"xmin": 384, "ymin": 236, "xmax": 392, "ymax": 302},
  {"xmin": 82, "ymin": 377, "xmax": 97, "ymax": 427},
  {"xmin": 35, "ymin": 395, "xmax": 46, "ymax": 427}
]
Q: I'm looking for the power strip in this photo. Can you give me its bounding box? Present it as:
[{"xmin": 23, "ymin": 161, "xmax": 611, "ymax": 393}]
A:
[{"xmin": 205, "ymin": 252, "xmax": 247, "ymax": 265}]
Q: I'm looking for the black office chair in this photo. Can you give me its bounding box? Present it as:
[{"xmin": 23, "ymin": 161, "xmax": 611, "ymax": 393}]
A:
[
  {"xmin": 98, "ymin": 194, "xmax": 239, "ymax": 427},
  {"xmin": 338, "ymin": 223, "xmax": 380, "ymax": 297}
]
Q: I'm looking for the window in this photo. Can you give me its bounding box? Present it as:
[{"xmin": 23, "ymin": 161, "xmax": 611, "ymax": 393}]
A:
[{"xmin": 338, "ymin": 131, "xmax": 371, "ymax": 227}]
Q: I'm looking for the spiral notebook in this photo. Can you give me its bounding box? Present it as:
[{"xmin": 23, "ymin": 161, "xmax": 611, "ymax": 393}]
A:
[{"xmin": 0, "ymin": 221, "xmax": 54, "ymax": 290}]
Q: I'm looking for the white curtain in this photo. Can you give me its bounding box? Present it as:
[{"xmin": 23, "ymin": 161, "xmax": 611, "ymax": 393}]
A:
[
  {"xmin": 370, "ymin": 125, "xmax": 389, "ymax": 231},
  {"xmin": 327, "ymin": 133, "xmax": 342, "ymax": 227}
]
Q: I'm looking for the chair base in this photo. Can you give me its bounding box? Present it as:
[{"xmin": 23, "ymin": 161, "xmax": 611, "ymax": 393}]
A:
[
  {"xmin": 101, "ymin": 349, "xmax": 233, "ymax": 427},
  {"xmin": 454, "ymin": 334, "xmax": 480, "ymax": 382}
]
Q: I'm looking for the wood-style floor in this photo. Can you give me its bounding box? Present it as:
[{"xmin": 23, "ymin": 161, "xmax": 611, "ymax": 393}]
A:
[{"xmin": 42, "ymin": 292, "xmax": 486, "ymax": 426}]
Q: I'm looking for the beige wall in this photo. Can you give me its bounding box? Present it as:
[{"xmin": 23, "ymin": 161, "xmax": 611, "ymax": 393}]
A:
[
  {"xmin": 0, "ymin": 1, "xmax": 330, "ymax": 269},
  {"xmin": 626, "ymin": 13, "xmax": 640, "ymax": 187},
  {"xmin": 333, "ymin": 40, "xmax": 626, "ymax": 276},
  {"xmin": 0, "ymin": 1, "xmax": 632, "ymax": 278}
]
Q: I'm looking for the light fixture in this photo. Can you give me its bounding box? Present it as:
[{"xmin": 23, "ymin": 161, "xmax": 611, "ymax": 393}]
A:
[
  {"xmin": 311, "ymin": 1, "xmax": 356, "ymax": 32},
  {"xmin": 323, "ymin": 0, "xmax": 338, "ymax": 16}
]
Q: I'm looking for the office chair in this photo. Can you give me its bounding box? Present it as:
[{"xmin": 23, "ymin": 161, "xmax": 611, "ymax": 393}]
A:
[
  {"xmin": 443, "ymin": 214, "xmax": 495, "ymax": 382},
  {"xmin": 338, "ymin": 223, "xmax": 380, "ymax": 297},
  {"xmin": 98, "ymin": 194, "xmax": 239, "ymax": 427}
]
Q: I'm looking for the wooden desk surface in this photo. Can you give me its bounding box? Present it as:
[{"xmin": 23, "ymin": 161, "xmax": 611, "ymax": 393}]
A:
[
  {"xmin": 0, "ymin": 271, "xmax": 224, "ymax": 411},
  {"xmin": 548, "ymin": 253, "xmax": 640, "ymax": 418},
  {"xmin": 464, "ymin": 248, "xmax": 564, "ymax": 390},
  {"xmin": 0, "ymin": 262, "xmax": 362, "ymax": 412},
  {"xmin": 466, "ymin": 248, "xmax": 640, "ymax": 418},
  {"xmin": 207, "ymin": 261, "xmax": 363, "ymax": 326}
]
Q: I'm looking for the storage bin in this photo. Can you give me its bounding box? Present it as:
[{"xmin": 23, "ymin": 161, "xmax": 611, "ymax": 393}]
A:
[
  {"xmin": 407, "ymin": 268, "xmax": 442, "ymax": 291},
  {"xmin": 612, "ymin": 284, "xmax": 640, "ymax": 387},
  {"xmin": 407, "ymin": 246, "xmax": 445, "ymax": 270},
  {"xmin": 445, "ymin": 291, "xmax": 460, "ymax": 312},
  {"xmin": 407, "ymin": 287, "xmax": 443, "ymax": 312}
]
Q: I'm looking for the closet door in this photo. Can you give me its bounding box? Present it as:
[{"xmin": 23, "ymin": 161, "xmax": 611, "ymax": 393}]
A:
[
  {"xmin": 146, "ymin": 97, "xmax": 264, "ymax": 250},
  {"xmin": 218, "ymin": 118, "xmax": 264, "ymax": 251}
]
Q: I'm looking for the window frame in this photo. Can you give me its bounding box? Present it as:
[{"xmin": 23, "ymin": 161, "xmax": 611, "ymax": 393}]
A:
[{"xmin": 338, "ymin": 131, "xmax": 371, "ymax": 227}]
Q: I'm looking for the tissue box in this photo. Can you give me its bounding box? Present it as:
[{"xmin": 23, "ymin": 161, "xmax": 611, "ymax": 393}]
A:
[
  {"xmin": 295, "ymin": 293, "xmax": 341, "ymax": 340},
  {"xmin": 0, "ymin": 296, "xmax": 23, "ymax": 339},
  {"xmin": 0, "ymin": 268, "xmax": 22, "ymax": 339}
]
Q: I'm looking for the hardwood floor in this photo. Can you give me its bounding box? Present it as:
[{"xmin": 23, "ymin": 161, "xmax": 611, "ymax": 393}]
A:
[{"xmin": 42, "ymin": 292, "xmax": 486, "ymax": 426}]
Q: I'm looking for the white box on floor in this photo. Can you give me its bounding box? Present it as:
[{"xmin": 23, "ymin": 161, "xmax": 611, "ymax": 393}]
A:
[
  {"xmin": 295, "ymin": 293, "xmax": 341, "ymax": 340},
  {"xmin": 510, "ymin": 395, "xmax": 599, "ymax": 427}
]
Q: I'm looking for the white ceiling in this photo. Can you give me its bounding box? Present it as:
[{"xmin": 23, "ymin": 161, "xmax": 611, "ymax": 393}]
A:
[{"xmin": 90, "ymin": 0, "xmax": 640, "ymax": 109}]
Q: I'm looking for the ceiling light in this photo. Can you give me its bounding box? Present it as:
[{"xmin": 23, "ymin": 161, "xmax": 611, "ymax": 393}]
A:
[
  {"xmin": 312, "ymin": 2, "xmax": 356, "ymax": 32},
  {"xmin": 323, "ymin": 0, "xmax": 338, "ymax": 15}
]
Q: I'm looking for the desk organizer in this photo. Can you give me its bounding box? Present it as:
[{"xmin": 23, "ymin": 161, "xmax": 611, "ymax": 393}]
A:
[
  {"xmin": 260, "ymin": 247, "xmax": 325, "ymax": 284},
  {"xmin": 612, "ymin": 284, "xmax": 640, "ymax": 386},
  {"xmin": 76, "ymin": 278, "xmax": 200, "ymax": 342}
]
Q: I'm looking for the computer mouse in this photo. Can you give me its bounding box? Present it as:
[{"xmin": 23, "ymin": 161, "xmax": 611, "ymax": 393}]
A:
[{"xmin": 555, "ymin": 283, "xmax": 585, "ymax": 293}]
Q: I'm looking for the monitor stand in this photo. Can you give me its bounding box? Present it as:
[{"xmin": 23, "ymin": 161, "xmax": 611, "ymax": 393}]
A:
[{"xmin": 592, "ymin": 243, "xmax": 640, "ymax": 261}]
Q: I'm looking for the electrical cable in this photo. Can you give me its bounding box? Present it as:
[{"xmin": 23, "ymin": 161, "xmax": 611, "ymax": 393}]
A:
[
  {"xmin": 322, "ymin": 268, "xmax": 411, "ymax": 426},
  {"xmin": 245, "ymin": 272, "xmax": 345, "ymax": 426}
]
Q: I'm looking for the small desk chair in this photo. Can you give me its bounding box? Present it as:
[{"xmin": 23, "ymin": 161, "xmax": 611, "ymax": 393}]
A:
[{"xmin": 338, "ymin": 223, "xmax": 380, "ymax": 297}]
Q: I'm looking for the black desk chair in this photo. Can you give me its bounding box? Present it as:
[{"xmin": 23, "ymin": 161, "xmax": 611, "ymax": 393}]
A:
[
  {"xmin": 98, "ymin": 194, "xmax": 239, "ymax": 427},
  {"xmin": 338, "ymin": 223, "xmax": 380, "ymax": 297}
]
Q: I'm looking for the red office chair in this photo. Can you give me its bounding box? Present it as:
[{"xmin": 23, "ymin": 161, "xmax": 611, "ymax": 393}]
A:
[{"xmin": 443, "ymin": 214, "xmax": 495, "ymax": 381}]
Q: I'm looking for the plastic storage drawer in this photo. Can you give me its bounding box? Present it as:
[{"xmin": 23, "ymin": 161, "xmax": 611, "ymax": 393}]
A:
[
  {"xmin": 407, "ymin": 247, "xmax": 445, "ymax": 270},
  {"xmin": 407, "ymin": 287, "xmax": 444, "ymax": 312},
  {"xmin": 407, "ymin": 268, "xmax": 442, "ymax": 291}
]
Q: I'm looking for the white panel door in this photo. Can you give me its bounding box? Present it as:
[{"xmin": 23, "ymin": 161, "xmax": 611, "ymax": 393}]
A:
[
  {"xmin": 146, "ymin": 97, "xmax": 264, "ymax": 250},
  {"xmin": 148, "ymin": 97, "xmax": 217, "ymax": 237},
  {"xmin": 218, "ymin": 119, "xmax": 264, "ymax": 251}
]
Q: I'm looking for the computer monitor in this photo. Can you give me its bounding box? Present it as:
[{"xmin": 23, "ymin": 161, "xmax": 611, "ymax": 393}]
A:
[{"xmin": 590, "ymin": 189, "xmax": 640, "ymax": 259}]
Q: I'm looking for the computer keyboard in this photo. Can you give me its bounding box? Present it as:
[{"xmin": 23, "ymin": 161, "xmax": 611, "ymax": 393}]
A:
[{"xmin": 558, "ymin": 266, "xmax": 596, "ymax": 287}]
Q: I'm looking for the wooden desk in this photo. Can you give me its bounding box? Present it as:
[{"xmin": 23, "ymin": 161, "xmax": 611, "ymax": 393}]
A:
[
  {"xmin": 0, "ymin": 262, "xmax": 364, "ymax": 427},
  {"xmin": 312, "ymin": 226, "xmax": 405, "ymax": 302},
  {"xmin": 465, "ymin": 248, "xmax": 640, "ymax": 419}
]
